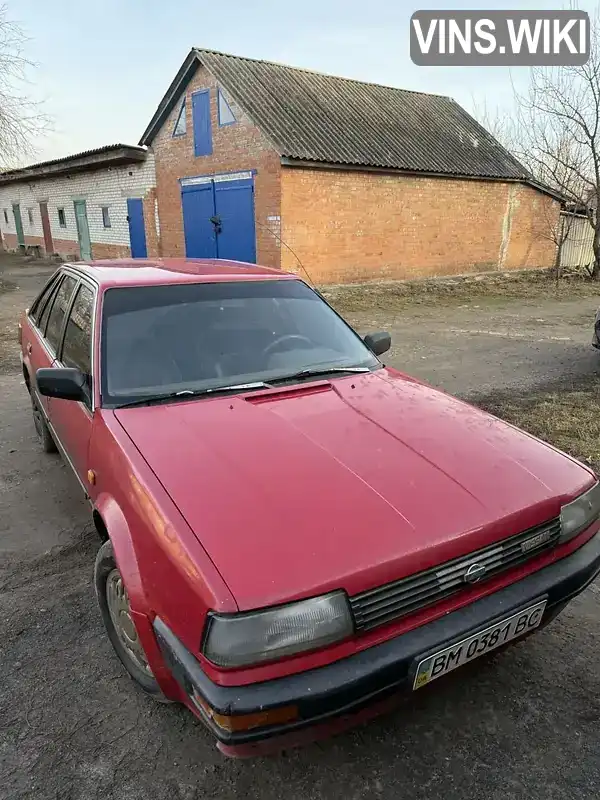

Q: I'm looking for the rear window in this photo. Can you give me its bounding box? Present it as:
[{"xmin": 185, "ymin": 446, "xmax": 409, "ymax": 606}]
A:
[
  {"xmin": 45, "ymin": 275, "xmax": 77, "ymax": 353},
  {"xmin": 37, "ymin": 278, "xmax": 63, "ymax": 335},
  {"xmin": 100, "ymin": 279, "xmax": 377, "ymax": 406},
  {"xmin": 30, "ymin": 275, "xmax": 60, "ymax": 327}
]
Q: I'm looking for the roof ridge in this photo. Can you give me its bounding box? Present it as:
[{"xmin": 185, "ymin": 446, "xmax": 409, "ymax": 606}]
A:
[{"xmin": 193, "ymin": 47, "xmax": 451, "ymax": 100}]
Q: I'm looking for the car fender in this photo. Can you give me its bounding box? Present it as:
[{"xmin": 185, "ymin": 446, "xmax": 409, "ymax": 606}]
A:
[
  {"xmin": 93, "ymin": 492, "xmax": 183, "ymax": 700},
  {"xmin": 94, "ymin": 492, "xmax": 149, "ymax": 612}
]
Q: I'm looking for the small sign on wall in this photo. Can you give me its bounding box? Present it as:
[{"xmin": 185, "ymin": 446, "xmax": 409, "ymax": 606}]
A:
[{"xmin": 266, "ymin": 215, "xmax": 281, "ymax": 244}]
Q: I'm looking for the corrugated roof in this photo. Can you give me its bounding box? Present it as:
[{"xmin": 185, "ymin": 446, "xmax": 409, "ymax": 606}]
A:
[
  {"xmin": 0, "ymin": 144, "xmax": 147, "ymax": 184},
  {"xmin": 141, "ymin": 49, "xmax": 529, "ymax": 181}
]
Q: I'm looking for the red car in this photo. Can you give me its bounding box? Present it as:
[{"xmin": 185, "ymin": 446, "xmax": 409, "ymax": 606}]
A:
[{"xmin": 20, "ymin": 259, "xmax": 600, "ymax": 756}]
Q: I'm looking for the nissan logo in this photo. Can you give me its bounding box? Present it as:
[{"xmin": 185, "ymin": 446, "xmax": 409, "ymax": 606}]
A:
[{"xmin": 463, "ymin": 562, "xmax": 487, "ymax": 584}]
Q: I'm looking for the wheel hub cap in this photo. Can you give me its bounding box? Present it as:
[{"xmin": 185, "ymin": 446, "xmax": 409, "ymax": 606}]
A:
[
  {"xmin": 105, "ymin": 569, "xmax": 153, "ymax": 676},
  {"xmin": 31, "ymin": 398, "xmax": 43, "ymax": 437}
]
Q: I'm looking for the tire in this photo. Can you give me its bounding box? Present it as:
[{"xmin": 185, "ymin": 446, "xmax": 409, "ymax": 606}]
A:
[
  {"xmin": 94, "ymin": 540, "xmax": 170, "ymax": 702},
  {"xmin": 30, "ymin": 391, "xmax": 57, "ymax": 453}
]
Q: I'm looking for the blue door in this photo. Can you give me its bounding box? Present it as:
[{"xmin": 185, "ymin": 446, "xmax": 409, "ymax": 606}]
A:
[
  {"xmin": 182, "ymin": 182, "xmax": 216, "ymax": 259},
  {"xmin": 181, "ymin": 175, "xmax": 256, "ymax": 263},
  {"xmin": 192, "ymin": 90, "xmax": 212, "ymax": 157},
  {"xmin": 127, "ymin": 198, "xmax": 147, "ymax": 258},
  {"xmin": 214, "ymin": 179, "xmax": 256, "ymax": 263}
]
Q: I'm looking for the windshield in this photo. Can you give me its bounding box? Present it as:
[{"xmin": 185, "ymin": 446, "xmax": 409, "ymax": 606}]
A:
[{"xmin": 100, "ymin": 279, "xmax": 379, "ymax": 406}]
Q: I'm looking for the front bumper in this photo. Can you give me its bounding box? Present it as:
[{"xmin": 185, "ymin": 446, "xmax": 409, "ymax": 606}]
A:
[{"xmin": 154, "ymin": 532, "xmax": 600, "ymax": 754}]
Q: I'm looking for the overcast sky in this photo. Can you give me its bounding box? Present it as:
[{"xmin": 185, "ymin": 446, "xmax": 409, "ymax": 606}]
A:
[{"xmin": 12, "ymin": 0, "xmax": 598, "ymax": 163}]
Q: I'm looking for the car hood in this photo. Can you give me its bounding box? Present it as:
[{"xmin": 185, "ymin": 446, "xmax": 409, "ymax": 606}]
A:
[{"xmin": 114, "ymin": 370, "xmax": 593, "ymax": 610}]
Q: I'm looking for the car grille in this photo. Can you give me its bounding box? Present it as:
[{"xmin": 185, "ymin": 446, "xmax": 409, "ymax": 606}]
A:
[{"xmin": 349, "ymin": 517, "xmax": 562, "ymax": 632}]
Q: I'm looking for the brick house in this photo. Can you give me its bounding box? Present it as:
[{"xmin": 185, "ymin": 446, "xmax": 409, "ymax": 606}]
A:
[
  {"xmin": 0, "ymin": 145, "xmax": 158, "ymax": 260},
  {"xmin": 141, "ymin": 48, "xmax": 562, "ymax": 283}
]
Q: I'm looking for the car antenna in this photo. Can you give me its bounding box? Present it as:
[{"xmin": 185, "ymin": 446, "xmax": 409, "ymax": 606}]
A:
[{"xmin": 255, "ymin": 220, "xmax": 316, "ymax": 288}]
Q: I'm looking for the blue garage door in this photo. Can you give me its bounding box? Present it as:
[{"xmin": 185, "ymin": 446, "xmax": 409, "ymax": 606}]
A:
[
  {"xmin": 181, "ymin": 174, "xmax": 256, "ymax": 263},
  {"xmin": 127, "ymin": 198, "xmax": 148, "ymax": 258},
  {"xmin": 182, "ymin": 182, "xmax": 215, "ymax": 259},
  {"xmin": 214, "ymin": 179, "xmax": 256, "ymax": 262}
]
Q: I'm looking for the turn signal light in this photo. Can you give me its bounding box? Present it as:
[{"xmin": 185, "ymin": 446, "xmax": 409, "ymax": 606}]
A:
[{"xmin": 191, "ymin": 690, "xmax": 298, "ymax": 732}]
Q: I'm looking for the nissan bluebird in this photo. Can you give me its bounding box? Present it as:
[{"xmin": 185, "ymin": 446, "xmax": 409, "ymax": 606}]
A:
[{"xmin": 19, "ymin": 258, "xmax": 600, "ymax": 755}]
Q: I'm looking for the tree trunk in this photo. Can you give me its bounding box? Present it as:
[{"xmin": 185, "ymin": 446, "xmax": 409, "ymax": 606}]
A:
[
  {"xmin": 555, "ymin": 238, "xmax": 563, "ymax": 291},
  {"xmin": 592, "ymin": 225, "xmax": 600, "ymax": 280}
]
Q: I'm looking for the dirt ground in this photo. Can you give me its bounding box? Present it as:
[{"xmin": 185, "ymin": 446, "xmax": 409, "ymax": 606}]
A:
[{"xmin": 1, "ymin": 254, "xmax": 600, "ymax": 800}]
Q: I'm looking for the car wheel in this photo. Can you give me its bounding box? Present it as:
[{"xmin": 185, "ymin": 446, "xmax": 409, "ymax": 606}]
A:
[
  {"xmin": 30, "ymin": 392, "xmax": 57, "ymax": 453},
  {"xmin": 94, "ymin": 540, "xmax": 171, "ymax": 702}
]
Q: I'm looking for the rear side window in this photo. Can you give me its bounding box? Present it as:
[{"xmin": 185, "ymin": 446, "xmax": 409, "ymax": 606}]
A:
[
  {"xmin": 30, "ymin": 274, "xmax": 60, "ymax": 326},
  {"xmin": 37, "ymin": 278, "xmax": 63, "ymax": 335},
  {"xmin": 45, "ymin": 275, "xmax": 77, "ymax": 353},
  {"xmin": 61, "ymin": 284, "xmax": 94, "ymax": 375}
]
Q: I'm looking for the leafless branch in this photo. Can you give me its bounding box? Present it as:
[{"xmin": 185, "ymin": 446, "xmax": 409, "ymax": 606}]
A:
[
  {"xmin": 0, "ymin": 3, "xmax": 51, "ymax": 169},
  {"xmin": 473, "ymin": 4, "xmax": 600, "ymax": 278}
]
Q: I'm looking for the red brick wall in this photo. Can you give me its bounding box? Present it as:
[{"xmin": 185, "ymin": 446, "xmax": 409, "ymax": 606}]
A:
[
  {"xmin": 1, "ymin": 232, "xmax": 131, "ymax": 260},
  {"xmin": 150, "ymin": 64, "xmax": 282, "ymax": 268},
  {"xmin": 502, "ymin": 183, "xmax": 560, "ymax": 270},
  {"xmin": 143, "ymin": 188, "xmax": 160, "ymax": 258},
  {"xmin": 280, "ymin": 167, "xmax": 560, "ymax": 284}
]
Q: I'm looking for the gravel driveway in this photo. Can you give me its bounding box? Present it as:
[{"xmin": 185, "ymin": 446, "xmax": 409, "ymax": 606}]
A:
[{"xmin": 1, "ymin": 255, "xmax": 599, "ymax": 800}]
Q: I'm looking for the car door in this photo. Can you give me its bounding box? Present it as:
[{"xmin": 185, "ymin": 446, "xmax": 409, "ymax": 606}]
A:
[
  {"xmin": 24, "ymin": 272, "xmax": 68, "ymax": 417},
  {"xmin": 48, "ymin": 278, "xmax": 97, "ymax": 489}
]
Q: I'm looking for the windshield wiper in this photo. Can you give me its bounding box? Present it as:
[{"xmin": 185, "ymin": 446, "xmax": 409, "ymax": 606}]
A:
[
  {"xmin": 116, "ymin": 382, "xmax": 271, "ymax": 409},
  {"xmin": 270, "ymin": 366, "xmax": 371, "ymax": 385}
]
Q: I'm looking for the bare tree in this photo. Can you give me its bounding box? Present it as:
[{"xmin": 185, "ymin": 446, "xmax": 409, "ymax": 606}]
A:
[
  {"xmin": 473, "ymin": 8, "xmax": 600, "ymax": 277},
  {"xmin": 514, "ymin": 71, "xmax": 598, "ymax": 275},
  {"xmin": 0, "ymin": 3, "xmax": 49, "ymax": 169},
  {"xmin": 471, "ymin": 97, "xmax": 578, "ymax": 278}
]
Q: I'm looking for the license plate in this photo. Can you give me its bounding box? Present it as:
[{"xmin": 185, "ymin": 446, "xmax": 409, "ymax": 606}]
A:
[{"xmin": 413, "ymin": 599, "xmax": 547, "ymax": 690}]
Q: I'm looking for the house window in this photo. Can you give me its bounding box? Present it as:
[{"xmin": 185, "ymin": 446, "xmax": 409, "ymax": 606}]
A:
[
  {"xmin": 217, "ymin": 89, "xmax": 236, "ymax": 126},
  {"xmin": 3, "ymin": 209, "xmax": 8, "ymax": 224},
  {"xmin": 172, "ymin": 99, "xmax": 187, "ymax": 136},
  {"xmin": 27, "ymin": 207, "xmax": 34, "ymax": 225},
  {"xmin": 101, "ymin": 206, "xmax": 111, "ymax": 228},
  {"xmin": 57, "ymin": 208, "xmax": 66, "ymax": 227}
]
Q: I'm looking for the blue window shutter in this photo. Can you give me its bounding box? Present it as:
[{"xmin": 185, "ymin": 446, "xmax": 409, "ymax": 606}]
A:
[{"xmin": 192, "ymin": 90, "xmax": 212, "ymax": 156}]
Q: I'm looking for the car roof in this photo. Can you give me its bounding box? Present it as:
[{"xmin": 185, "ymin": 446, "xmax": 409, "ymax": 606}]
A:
[{"xmin": 62, "ymin": 258, "xmax": 300, "ymax": 288}]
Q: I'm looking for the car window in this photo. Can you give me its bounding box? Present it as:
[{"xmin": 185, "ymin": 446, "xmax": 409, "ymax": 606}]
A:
[
  {"xmin": 61, "ymin": 284, "xmax": 94, "ymax": 376},
  {"xmin": 38, "ymin": 277, "xmax": 64, "ymax": 336},
  {"xmin": 45, "ymin": 275, "xmax": 77, "ymax": 353},
  {"xmin": 30, "ymin": 274, "xmax": 60, "ymax": 326},
  {"xmin": 101, "ymin": 279, "xmax": 379, "ymax": 405}
]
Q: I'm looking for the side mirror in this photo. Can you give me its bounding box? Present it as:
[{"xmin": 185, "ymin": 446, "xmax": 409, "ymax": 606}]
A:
[
  {"xmin": 36, "ymin": 367, "xmax": 89, "ymax": 402},
  {"xmin": 364, "ymin": 331, "xmax": 391, "ymax": 357}
]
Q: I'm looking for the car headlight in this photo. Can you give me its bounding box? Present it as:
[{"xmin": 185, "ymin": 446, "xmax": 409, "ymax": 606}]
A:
[
  {"xmin": 560, "ymin": 482, "xmax": 600, "ymax": 543},
  {"xmin": 203, "ymin": 591, "xmax": 354, "ymax": 667}
]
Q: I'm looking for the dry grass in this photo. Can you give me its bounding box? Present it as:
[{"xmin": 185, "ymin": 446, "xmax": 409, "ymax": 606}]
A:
[
  {"xmin": 324, "ymin": 272, "xmax": 600, "ymax": 314},
  {"xmin": 478, "ymin": 380, "xmax": 600, "ymax": 473}
]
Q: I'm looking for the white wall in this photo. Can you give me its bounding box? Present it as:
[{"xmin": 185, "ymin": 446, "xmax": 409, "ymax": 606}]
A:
[{"xmin": 0, "ymin": 154, "xmax": 156, "ymax": 250}]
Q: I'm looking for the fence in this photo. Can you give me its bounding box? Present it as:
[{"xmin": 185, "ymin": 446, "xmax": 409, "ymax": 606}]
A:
[{"xmin": 559, "ymin": 213, "xmax": 595, "ymax": 269}]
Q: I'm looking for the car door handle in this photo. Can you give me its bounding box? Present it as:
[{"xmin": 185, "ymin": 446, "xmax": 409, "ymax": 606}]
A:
[{"xmin": 26, "ymin": 343, "xmax": 32, "ymax": 355}]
